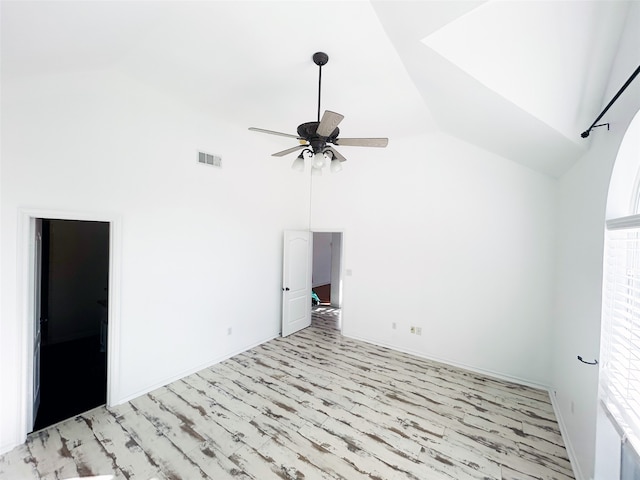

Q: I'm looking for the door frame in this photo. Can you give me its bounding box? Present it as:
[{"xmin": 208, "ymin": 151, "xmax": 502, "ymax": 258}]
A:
[
  {"xmin": 311, "ymin": 229, "xmax": 345, "ymax": 334},
  {"xmin": 17, "ymin": 209, "xmax": 122, "ymax": 435},
  {"xmin": 32, "ymin": 219, "xmax": 43, "ymax": 426}
]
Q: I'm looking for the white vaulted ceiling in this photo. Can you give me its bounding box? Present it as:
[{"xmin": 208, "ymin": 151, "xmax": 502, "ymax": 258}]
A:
[
  {"xmin": 372, "ymin": 0, "xmax": 633, "ymax": 176},
  {"xmin": 1, "ymin": 0, "xmax": 634, "ymax": 177}
]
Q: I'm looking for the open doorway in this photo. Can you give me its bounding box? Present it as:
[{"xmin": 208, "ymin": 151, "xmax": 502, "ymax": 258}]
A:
[
  {"xmin": 312, "ymin": 231, "xmax": 343, "ymax": 330},
  {"xmin": 32, "ymin": 219, "xmax": 110, "ymax": 431},
  {"xmin": 281, "ymin": 230, "xmax": 343, "ymax": 336}
]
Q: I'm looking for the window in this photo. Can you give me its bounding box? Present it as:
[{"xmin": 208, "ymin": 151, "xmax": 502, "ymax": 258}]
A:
[
  {"xmin": 601, "ymin": 217, "xmax": 640, "ymax": 453},
  {"xmin": 600, "ymin": 108, "xmax": 640, "ymax": 459}
]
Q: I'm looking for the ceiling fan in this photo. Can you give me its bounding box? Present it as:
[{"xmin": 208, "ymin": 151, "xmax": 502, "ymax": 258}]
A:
[{"xmin": 249, "ymin": 52, "xmax": 388, "ymax": 173}]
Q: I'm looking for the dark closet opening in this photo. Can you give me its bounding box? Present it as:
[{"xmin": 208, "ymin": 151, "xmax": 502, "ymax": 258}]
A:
[{"xmin": 33, "ymin": 219, "xmax": 110, "ymax": 431}]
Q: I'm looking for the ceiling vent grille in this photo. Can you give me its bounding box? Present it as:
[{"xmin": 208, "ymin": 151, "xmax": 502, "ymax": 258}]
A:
[{"xmin": 198, "ymin": 151, "xmax": 222, "ymax": 168}]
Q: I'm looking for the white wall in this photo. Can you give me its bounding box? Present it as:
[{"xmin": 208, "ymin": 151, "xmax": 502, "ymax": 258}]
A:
[
  {"xmin": 311, "ymin": 130, "xmax": 558, "ymax": 387},
  {"xmin": 594, "ymin": 403, "xmax": 622, "ymax": 480},
  {"xmin": 330, "ymin": 232, "xmax": 342, "ymax": 308},
  {"xmin": 312, "ymin": 232, "xmax": 332, "ymax": 287},
  {"xmin": 552, "ymin": 128, "xmax": 616, "ymax": 480},
  {"xmin": 552, "ymin": 3, "xmax": 640, "ymax": 479},
  {"xmin": 0, "ymin": 67, "xmax": 309, "ymax": 452}
]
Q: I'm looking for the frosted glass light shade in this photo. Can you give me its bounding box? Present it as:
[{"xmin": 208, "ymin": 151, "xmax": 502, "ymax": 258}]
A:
[
  {"xmin": 330, "ymin": 158, "xmax": 342, "ymax": 173},
  {"xmin": 291, "ymin": 155, "xmax": 305, "ymax": 172},
  {"xmin": 313, "ymin": 152, "xmax": 326, "ymax": 168},
  {"xmin": 311, "ymin": 166, "xmax": 323, "ymax": 176}
]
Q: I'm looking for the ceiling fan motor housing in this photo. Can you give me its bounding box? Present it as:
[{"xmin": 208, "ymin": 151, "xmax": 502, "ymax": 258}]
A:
[{"xmin": 297, "ymin": 121, "xmax": 339, "ymax": 153}]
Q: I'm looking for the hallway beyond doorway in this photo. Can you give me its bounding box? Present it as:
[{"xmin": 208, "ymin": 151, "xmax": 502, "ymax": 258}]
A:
[{"xmin": 313, "ymin": 284, "xmax": 331, "ymax": 305}]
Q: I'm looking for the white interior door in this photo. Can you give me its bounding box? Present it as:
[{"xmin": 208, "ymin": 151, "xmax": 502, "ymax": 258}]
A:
[
  {"xmin": 32, "ymin": 218, "xmax": 43, "ymax": 428},
  {"xmin": 282, "ymin": 230, "xmax": 312, "ymax": 337}
]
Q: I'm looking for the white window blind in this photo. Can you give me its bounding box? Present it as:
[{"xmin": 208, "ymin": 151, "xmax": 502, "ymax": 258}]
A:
[{"xmin": 602, "ymin": 218, "xmax": 640, "ymax": 452}]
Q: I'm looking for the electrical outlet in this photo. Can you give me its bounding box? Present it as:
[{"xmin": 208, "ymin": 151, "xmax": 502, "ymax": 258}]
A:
[
  {"xmin": 416, "ymin": 327, "xmax": 422, "ymax": 336},
  {"xmin": 410, "ymin": 326, "xmax": 416, "ymax": 334},
  {"xmin": 227, "ymin": 327, "xmax": 232, "ymax": 336},
  {"xmin": 392, "ymin": 322, "xmax": 397, "ymax": 330},
  {"xmin": 571, "ymin": 401, "xmax": 575, "ymax": 414}
]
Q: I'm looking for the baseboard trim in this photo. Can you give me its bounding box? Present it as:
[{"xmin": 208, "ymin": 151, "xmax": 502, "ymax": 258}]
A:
[
  {"xmin": 343, "ymin": 332, "xmax": 550, "ymax": 391},
  {"xmin": 114, "ymin": 333, "xmax": 279, "ymax": 406},
  {"xmin": 549, "ymin": 392, "xmax": 586, "ymax": 480},
  {"xmin": 0, "ymin": 438, "xmax": 21, "ymax": 457}
]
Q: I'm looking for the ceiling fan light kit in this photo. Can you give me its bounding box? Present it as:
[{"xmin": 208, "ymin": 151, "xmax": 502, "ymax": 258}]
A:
[
  {"xmin": 249, "ymin": 52, "xmax": 388, "ymax": 173},
  {"xmin": 330, "ymin": 156, "xmax": 343, "ymax": 173},
  {"xmin": 291, "ymin": 154, "xmax": 306, "ymax": 172}
]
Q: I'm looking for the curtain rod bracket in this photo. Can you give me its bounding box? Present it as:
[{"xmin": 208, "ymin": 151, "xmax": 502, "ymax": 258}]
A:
[
  {"xmin": 581, "ymin": 65, "xmax": 640, "ymax": 139},
  {"xmin": 581, "ymin": 123, "xmax": 610, "ymax": 138}
]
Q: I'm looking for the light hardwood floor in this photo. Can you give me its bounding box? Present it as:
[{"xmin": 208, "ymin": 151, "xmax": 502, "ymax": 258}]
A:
[{"xmin": 0, "ymin": 307, "xmax": 574, "ymax": 479}]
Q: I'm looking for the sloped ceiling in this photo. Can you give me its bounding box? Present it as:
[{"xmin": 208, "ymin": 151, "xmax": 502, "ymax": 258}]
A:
[
  {"xmin": 1, "ymin": 0, "xmax": 632, "ymax": 177},
  {"xmin": 373, "ymin": 0, "xmax": 632, "ymax": 177}
]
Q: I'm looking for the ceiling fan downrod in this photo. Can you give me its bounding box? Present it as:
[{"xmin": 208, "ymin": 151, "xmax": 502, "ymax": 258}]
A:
[{"xmin": 313, "ymin": 52, "xmax": 329, "ymax": 123}]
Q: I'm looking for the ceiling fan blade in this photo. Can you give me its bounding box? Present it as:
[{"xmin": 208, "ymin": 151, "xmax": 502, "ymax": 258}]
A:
[
  {"xmin": 316, "ymin": 110, "xmax": 344, "ymax": 137},
  {"xmin": 272, "ymin": 145, "xmax": 307, "ymax": 157},
  {"xmin": 335, "ymin": 137, "xmax": 389, "ymax": 147},
  {"xmin": 249, "ymin": 127, "xmax": 301, "ymax": 140},
  {"xmin": 325, "ymin": 147, "xmax": 347, "ymax": 162}
]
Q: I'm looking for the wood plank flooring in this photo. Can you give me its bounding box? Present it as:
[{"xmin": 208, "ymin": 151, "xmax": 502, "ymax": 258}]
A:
[{"xmin": 0, "ymin": 307, "xmax": 574, "ymax": 479}]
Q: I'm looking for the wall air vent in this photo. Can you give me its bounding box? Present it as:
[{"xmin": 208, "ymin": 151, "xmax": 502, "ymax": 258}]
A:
[{"xmin": 198, "ymin": 151, "xmax": 222, "ymax": 168}]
